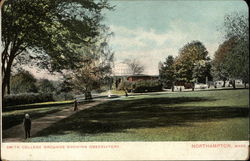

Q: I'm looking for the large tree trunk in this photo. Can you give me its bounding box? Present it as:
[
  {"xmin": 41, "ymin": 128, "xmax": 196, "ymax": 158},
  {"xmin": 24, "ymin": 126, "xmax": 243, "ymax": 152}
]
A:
[
  {"xmin": 2, "ymin": 50, "xmax": 15, "ymax": 100},
  {"xmin": 7, "ymin": 74, "xmax": 11, "ymax": 94},
  {"xmin": 171, "ymin": 82, "xmax": 174, "ymax": 92},
  {"xmin": 2, "ymin": 69, "xmax": 11, "ymax": 98},
  {"xmin": 244, "ymin": 82, "xmax": 247, "ymax": 89}
]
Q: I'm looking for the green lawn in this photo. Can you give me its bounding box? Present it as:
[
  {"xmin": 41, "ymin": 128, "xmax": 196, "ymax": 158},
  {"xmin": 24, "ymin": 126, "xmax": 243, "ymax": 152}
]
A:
[{"xmin": 29, "ymin": 89, "xmax": 249, "ymax": 142}]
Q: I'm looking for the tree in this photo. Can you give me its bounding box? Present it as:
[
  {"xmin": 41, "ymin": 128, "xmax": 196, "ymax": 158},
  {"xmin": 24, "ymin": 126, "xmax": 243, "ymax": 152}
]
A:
[
  {"xmin": 211, "ymin": 37, "xmax": 237, "ymax": 87},
  {"xmin": 159, "ymin": 55, "xmax": 176, "ymax": 91},
  {"xmin": 220, "ymin": 12, "xmax": 249, "ymax": 88},
  {"xmin": 1, "ymin": 0, "xmax": 112, "ymax": 97},
  {"xmin": 10, "ymin": 70, "xmax": 38, "ymax": 94},
  {"xmin": 69, "ymin": 33, "xmax": 114, "ymax": 100},
  {"xmin": 59, "ymin": 75, "xmax": 74, "ymax": 94},
  {"xmin": 174, "ymin": 41, "xmax": 210, "ymax": 83},
  {"xmin": 37, "ymin": 79, "xmax": 55, "ymax": 94},
  {"xmin": 124, "ymin": 58, "xmax": 144, "ymax": 75},
  {"xmin": 192, "ymin": 59, "xmax": 212, "ymax": 84}
]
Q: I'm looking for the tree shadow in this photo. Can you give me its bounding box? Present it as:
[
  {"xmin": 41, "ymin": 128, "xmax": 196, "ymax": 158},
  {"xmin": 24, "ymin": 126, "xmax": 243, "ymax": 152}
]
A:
[{"xmin": 34, "ymin": 97, "xmax": 249, "ymax": 137}]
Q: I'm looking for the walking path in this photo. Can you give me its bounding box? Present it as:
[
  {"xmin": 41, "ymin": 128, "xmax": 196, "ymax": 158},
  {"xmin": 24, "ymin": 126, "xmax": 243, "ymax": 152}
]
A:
[{"xmin": 2, "ymin": 99, "xmax": 107, "ymax": 142}]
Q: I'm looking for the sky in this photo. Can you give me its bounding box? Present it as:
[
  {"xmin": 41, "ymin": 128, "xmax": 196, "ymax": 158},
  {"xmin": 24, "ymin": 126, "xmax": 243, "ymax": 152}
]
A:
[
  {"xmin": 27, "ymin": 0, "xmax": 248, "ymax": 79},
  {"xmin": 102, "ymin": 0, "xmax": 248, "ymax": 75}
]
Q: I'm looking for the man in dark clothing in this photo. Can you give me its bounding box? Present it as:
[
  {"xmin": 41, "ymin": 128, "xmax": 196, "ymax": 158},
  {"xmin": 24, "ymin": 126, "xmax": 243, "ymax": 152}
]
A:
[
  {"xmin": 23, "ymin": 114, "xmax": 31, "ymax": 139},
  {"xmin": 74, "ymin": 99, "xmax": 78, "ymax": 111}
]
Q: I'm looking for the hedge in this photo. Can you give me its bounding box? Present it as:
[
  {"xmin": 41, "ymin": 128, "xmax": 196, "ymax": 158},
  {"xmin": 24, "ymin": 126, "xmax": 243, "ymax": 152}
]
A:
[
  {"xmin": 133, "ymin": 80, "xmax": 163, "ymax": 93},
  {"xmin": 3, "ymin": 93, "xmax": 54, "ymax": 107},
  {"xmin": 118, "ymin": 80, "xmax": 163, "ymax": 93},
  {"xmin": 118, "ymin": 81, "xmax": 134, "ymax": 91}
]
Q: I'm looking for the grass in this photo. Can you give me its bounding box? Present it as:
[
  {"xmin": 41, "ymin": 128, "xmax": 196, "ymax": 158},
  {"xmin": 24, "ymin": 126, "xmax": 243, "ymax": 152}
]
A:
[{"xmin": 26, "ymin": 89, "xmax": 249, "ymax": 142}]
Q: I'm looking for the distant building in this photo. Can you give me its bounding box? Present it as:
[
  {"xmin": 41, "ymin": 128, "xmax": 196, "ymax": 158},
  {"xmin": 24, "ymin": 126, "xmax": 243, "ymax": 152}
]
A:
[{"xmin": 111, "ymin": 62, "xmax": 159, "ymax": 89}]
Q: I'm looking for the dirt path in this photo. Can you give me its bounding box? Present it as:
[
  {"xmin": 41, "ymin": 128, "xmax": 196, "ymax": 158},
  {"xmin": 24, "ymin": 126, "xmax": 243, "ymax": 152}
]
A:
[{"xmin": 2, "ymin": 99, "xmax": 107, "ymax": 142}]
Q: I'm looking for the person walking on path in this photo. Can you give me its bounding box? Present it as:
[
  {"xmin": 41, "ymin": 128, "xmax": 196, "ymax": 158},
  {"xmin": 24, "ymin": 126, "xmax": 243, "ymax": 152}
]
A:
[
  {"xmin": 74, "ymin": 99, "xmax": 78, "ymax": 111},
  {"xmin": 23, "ymin": 114, "xmax": 31, "ymax": 139}
]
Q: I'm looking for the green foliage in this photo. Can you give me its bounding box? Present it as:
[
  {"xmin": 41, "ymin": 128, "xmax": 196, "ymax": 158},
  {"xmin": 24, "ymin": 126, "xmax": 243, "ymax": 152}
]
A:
[
  {"xmin": 67, "ymin": 32, "xmax": 114, "ymax": 99},
  {"xmin": 192, "ymin": 60, "xmax": 212, "ymax": 83},
  {"xmin": 2, "ymin": 0, "xmax": 111, "ymax": 70},
  {"xmin": 224, "ymin": 40, "xmax": 249, "ymax": 82},
  {"xmin": 159, "ymin": 55, "xmax": 176, "ymax": 88},
  {"xmin": 118, "ymin": 80, "xmax": 134, "ymax": 92},
  {"xmin": 58, "ymin": 75, "xmax": 74, "ymax": 93},
  {"xmin": 216, "ymin": 12, "xmax": 249, "ymax": 85},
  {"xmin": 133, "ymin": 80, "xmax": 162, "ymax": 93},
  {"xmin": 211, "ymin": 38, "xmax": 237, "ymax": 82},
  {"xmin": 10, "ymin": 70, "xmax": 38, "ymax": 94},
  {"xmin": 1, "ymin": 0, "xmax": 112, "ymax": 96},
  {"xmin": 37, "ymin": 79, "xmax": 56, "ymax": 94},
  {"xmin": 174, "ymin": 41, "xmax": 210, "ymax": 82},
  {"xmin": 4, "ymin": 93, "xmax": 54, "ymax": 106},
  {"xmin": 118, "ymin": 80, "xmax": 163, "ymax": 93}
]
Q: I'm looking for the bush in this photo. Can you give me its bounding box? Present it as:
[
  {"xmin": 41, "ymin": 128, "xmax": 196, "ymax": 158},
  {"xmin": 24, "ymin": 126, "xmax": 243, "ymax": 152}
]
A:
[
  {"xmin": 133, "ymin": 80, "xmax": 162, "ymax": 93},
  {"xmin": 3, "ymin": 93, "xmax": 54, "ymax": 107},
  {"xmin": 118, "ymin": 81, "xmax": 134, "ymax": 91}
]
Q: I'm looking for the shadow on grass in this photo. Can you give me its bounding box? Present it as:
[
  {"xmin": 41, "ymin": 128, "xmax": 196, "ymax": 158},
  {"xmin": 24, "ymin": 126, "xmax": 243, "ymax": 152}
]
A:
[{"xmin": 34, "ymin": 97, "xmax": 249, "ymax": 137}]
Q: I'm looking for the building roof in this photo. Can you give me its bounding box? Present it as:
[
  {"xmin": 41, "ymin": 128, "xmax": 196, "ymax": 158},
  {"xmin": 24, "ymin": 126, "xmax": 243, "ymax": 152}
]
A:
[{"xmin": 112, "ymin": 62, "xmax": 131, "ymax": 76}]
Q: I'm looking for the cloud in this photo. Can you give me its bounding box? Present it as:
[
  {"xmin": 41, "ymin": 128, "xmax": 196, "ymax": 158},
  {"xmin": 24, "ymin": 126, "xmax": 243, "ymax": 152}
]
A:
[
  {"xmin": 109, "ymin": 22, "xmax": 223, "ymax": 75},
  {"xmin": 110, "ymin": 25, "xmax": 189, "ymax": 49}
]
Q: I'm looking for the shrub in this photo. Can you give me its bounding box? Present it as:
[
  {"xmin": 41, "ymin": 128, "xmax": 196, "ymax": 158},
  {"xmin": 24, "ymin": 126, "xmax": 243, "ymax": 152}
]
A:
[
  {"xmin": 3, "ymin": 93, "xmax": 54, "ymax": 107},
  {"xmin": 10, "ymin": 70, "xmax": 38, "ymax": 94},
  {"xmin": 118, "ymin": 81, "xmax": 134, "ymax": 91},
  {"xmin": 133, "ymin": 80, "xmax": 162, "ymax": 93}
]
